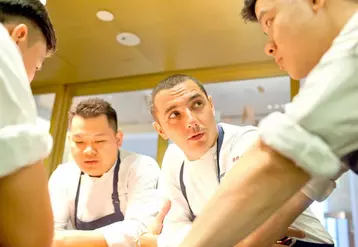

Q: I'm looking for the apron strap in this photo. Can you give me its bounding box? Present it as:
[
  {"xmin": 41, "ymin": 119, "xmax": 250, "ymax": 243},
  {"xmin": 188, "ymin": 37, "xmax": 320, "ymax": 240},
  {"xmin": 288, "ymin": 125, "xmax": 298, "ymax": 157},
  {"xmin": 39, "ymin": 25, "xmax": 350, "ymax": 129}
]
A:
[
  {"xmin": 111, "ymin": 153, "xmax": 121, "ymax": 215},
  {"xmin": 74, "ymin": 152, "xmax": 124, "ymax": 230},
  {"xmin": 179, "ymin": 124, "xmax": 225, "ymax": 222},
  {"xmin": 180, "ymin": 162, "xmax": 195, "ymax": 221}
]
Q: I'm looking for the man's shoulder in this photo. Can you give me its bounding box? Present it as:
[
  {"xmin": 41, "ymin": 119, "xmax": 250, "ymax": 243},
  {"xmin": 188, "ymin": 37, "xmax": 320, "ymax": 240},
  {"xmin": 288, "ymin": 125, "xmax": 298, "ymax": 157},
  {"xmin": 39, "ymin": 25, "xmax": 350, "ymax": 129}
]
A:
[
  {"xmin": 321, "ymin": 12, "xmax": 358, "ymax": 63},
  {"xmin": 161, "ymin": 143, "xmax": 185, "ymax": 175},
  {"xmin": 220, "ymin": 122, "xmax": 258, "ymax": 146},
  {"xmin": 120, "ymin": 149, "xmax": 160, "ymax": 172},
  {"xmin": 51, "ymin": 162, "xmax": 80, "ymax": 177},
  {"xmin": 49, "ymin": 161, "xmax": 80, "ymax": 188},
  {"xmin": 0, "ymin": 24, "xmax": 23, "ymax": 67},
  {"xmin": 0, "ymin": 24, "xmax": 11, "ymax": 48},
  {"xmin": 220, "ymin": 122, "xmax": 257, "ymax": 133},
  {"xmin": 164, "ymin": 143, "xmax": 185, "ymax": 163}
]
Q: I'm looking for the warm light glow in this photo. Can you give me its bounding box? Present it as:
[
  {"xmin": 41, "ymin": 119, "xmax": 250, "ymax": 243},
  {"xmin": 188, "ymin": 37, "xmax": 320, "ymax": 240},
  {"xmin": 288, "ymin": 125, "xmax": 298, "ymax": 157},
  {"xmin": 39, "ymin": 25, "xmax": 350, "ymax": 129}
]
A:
[
  {"xmin": 96, "ymin": 10, "xmax": 114, "ymax": 22},
  {"xmin": 116, "ymin": 32, "xmax": 140, "ymax": 46}
]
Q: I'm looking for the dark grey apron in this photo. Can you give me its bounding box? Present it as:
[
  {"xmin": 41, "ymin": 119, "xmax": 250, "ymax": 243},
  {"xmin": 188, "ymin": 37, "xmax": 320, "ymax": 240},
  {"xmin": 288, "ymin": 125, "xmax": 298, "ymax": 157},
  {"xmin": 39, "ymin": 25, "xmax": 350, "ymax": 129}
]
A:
[{"xmin": 74, "ymin": 152, "xmax": 124, "ymax": 230}]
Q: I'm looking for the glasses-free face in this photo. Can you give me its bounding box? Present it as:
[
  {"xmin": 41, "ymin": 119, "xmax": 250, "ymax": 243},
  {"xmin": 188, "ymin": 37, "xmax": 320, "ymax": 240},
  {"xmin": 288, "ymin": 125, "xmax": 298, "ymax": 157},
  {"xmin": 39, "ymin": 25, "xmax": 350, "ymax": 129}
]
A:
[
  {"xmin": 255, "ymin": 0, "xmax": 332, "ymax": 79},
  {"xmin": 69, "ymin": 114, "xmax": 122, "ymax": 176},
  {"xmin": 153, "ymin": 80, "xmax": 218, "ymax": 160}
]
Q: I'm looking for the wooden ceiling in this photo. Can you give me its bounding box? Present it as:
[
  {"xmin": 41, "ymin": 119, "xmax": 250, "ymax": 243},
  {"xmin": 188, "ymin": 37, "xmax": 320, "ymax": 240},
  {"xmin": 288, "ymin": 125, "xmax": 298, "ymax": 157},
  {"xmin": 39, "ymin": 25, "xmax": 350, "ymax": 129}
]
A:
[{"xmin": 33, "ymin": 0, "xmax": 276, "ymax": 87}]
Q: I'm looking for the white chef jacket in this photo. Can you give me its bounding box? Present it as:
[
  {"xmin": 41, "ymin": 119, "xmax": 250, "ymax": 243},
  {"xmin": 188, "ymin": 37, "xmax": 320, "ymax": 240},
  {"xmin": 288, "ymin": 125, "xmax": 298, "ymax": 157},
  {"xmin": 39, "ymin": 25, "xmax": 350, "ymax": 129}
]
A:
[
  {"xmin": 49, "ymin": 149, "xmax": 161, "ymax": 247},
  {"xmin": 0, "ymin": 23, "xmax": 52, "ymax": 177},
  {"xmin": 158, "ymin": 123, "xmax": 333, "ymax": 247},
  {"xmin": 259, "ymin": 11, "xmax": 358, "ymax": 178}
]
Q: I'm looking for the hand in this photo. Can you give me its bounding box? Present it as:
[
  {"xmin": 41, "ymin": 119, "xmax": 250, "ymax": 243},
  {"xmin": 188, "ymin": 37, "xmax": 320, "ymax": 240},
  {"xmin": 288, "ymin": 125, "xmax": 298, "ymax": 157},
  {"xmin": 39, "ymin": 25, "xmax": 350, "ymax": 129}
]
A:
[
  {"xmin": 136, "ymin": 200, "xmax": 171, "ymax": 247},
  {"xmin": 279, "ymin": 227, "xmax": 305, "ymax": 240},
  {"xmin": 272, "ymin": 227, "xmax": 305, "ymax": 247},
  {"xmin": 148, "ymin": 200, "xmax": 171, "ymax": 235}
]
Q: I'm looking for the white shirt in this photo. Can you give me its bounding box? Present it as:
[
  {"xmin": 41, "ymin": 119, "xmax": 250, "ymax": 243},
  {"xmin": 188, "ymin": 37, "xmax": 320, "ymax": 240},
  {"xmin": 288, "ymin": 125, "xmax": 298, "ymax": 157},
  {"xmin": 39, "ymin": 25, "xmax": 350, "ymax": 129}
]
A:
[
  {"xmin": 259, "ymin": 12, "xmax": 358, "ymax": 178},
  {"xmin": 158, "ymin": 123, "xmax": 333, "ymax": 247},
  {"xmin": 0, "ymin": 23, "xmax": 52, "ymax": 177},
  {"xmin": 49, "ymin": 149, "xmax": 161, "ymax": 247}
]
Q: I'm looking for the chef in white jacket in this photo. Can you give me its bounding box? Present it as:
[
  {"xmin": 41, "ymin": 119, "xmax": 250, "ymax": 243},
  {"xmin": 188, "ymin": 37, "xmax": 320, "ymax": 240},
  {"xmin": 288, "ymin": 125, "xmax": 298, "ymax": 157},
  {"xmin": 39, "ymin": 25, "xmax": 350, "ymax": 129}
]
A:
[
  {"xmin": 149, "ymin": 74, "xmax": 335, "ymax": 247},
  {"xmin": 178, "ymin": 3, "xmax": 358, "ymax": 247},
  {"xmin": 0, "ymin": 1, "xmax": 57, "ymax": 246},
  {"xmin": 49, "ymin": 98, "xmax": 161, "ymax": 247}
]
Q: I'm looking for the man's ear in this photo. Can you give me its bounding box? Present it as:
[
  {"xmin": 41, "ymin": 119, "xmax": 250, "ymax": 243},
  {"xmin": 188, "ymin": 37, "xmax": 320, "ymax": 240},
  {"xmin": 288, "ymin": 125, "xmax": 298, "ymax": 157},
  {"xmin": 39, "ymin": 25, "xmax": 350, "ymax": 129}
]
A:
[
  {"xmin": 116, "ymin": 130, "xmax": 124, "ymax": 148},
  {"xmin": 310, "ymin": 0, "xmax": 325, "ymax": 12},
  {"xmin": 9, "ymin": 24, "xmax": 28, "ymax": 45},
  {"xmin": 208, "ymin": 95, "xmax": 216, "ymax": 116},
  {"xmin": 152, "ymin": 122, "xmax": 168, "ymax": 140}
]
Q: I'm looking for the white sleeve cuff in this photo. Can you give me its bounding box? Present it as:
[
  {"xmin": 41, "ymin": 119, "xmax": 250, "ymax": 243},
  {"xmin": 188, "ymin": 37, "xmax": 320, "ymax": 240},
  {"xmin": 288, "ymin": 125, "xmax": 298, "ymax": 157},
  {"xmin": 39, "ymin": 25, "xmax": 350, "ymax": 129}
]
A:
[
  {"xmin": 157, "ymin": 224, "xmax": 191, "ymax": 247},
  {"xmin": 0, "ymin": 124, "xmax": 52, "ymax": 177},
  {"xmin": 96, "ymin": 220, "xmax": 142, "ymax": 247},
  {"xmin": 301, "ymin": 167, "xmax": 348, "ymax": 202},
  {"xmin": 301, "ymin": 178, "xmax": 336, "ymax": 202},
  {"xmin": 258, "ymin": 112, "xmax": 341, "ymax": 178}
]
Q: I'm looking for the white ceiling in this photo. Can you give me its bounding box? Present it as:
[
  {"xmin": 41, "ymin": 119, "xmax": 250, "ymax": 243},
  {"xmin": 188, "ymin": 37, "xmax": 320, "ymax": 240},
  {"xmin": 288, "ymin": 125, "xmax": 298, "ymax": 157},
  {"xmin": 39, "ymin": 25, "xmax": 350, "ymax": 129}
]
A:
[{"xmin": 34, "ymin": 76, "xmax": 293, "ymax": 132}]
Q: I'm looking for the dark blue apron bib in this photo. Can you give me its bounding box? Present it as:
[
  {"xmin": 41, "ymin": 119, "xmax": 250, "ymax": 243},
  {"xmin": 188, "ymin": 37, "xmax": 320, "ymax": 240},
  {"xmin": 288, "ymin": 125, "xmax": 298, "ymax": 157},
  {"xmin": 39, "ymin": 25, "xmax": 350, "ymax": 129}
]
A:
[
  {"xmin": 342, "ymin": 150, "xmax": 358, "ymax": 174},
  {"xmin": 74, "ymin": 152, "xmax": 124, "ymax": 230},
  {"xmin": 293, "ymin": 241, "xmax": 334, "ymax": 247},
  {"xmin": 178, "ymin": 125, "xmax": 334, "ymax": 247}
]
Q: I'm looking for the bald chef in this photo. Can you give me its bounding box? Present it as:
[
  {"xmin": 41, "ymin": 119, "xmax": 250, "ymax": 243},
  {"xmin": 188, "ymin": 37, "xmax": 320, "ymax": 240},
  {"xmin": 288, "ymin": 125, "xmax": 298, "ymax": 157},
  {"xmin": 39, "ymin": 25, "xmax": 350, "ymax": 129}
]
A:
[{"xmin": 49, "ymin": 98, "xmax": 161, "ymax": 247}]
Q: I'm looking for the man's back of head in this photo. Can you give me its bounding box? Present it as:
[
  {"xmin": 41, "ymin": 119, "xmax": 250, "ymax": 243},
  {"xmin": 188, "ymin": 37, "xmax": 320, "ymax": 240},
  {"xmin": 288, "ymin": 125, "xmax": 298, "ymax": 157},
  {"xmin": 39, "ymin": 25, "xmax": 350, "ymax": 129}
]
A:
[{"xmin": 0, "ymin": 0, "xmax": 57, "ymax": 82}]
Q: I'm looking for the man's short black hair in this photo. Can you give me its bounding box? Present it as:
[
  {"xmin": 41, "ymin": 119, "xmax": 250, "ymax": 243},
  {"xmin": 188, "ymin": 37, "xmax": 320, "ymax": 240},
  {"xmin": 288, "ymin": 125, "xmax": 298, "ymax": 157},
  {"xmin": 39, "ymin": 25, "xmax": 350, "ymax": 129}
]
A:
[
  {"xmin": 149, "ymin": 74, "xmax": 209, "ymax": 119},
  {"xmin": 241, "ymin": 0, "xmax": 259, "ymax": 22},
  {"xmin": 68, "ymin": 98, "xmax": 118, "ymax": 133},
  {"xmin": 0, "ymin": 0, "xmax": 57, "ymax": 54}
]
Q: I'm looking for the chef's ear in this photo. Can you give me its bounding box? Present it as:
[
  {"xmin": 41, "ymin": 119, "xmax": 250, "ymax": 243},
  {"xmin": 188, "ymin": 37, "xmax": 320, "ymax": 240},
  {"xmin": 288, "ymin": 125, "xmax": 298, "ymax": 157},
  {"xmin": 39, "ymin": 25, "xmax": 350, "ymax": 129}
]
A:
[
  {"xmin": 153, "ymin": 121, "xmax": 168, "ymax": 140},
  {"xmin": 116, "ymin": 129, "xmax": 123, "ymax": 148}
]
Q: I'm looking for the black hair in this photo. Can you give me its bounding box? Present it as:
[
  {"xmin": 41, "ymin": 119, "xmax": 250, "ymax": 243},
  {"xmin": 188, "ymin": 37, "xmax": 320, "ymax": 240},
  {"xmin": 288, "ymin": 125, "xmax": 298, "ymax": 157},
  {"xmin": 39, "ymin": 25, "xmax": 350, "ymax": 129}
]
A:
[
  {"xmin": 0, "ymin": 0, "xmax": 57, "ymax": 54},
  {"xmin": 150, "ymin": 74, "xmax": 208, "ymax": 118},
  {"xmin": 241, "ymin": 0, "xmax": 259, "ymax": 22},
  {"xmin": 69, "ymin": 98, "xmax": 118, "ymax": 132}
]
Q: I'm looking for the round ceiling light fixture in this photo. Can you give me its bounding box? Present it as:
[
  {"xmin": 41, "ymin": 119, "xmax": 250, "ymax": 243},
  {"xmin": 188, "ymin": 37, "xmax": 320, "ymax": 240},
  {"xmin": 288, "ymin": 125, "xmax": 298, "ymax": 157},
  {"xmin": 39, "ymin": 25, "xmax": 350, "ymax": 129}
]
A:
[
  {"xmin": 96, "ymin": 10, "xmax": 114, "ymax": 22},
  {"xmin": 116, "ymin": 32, "xmax": 140, "ymax": 46}
]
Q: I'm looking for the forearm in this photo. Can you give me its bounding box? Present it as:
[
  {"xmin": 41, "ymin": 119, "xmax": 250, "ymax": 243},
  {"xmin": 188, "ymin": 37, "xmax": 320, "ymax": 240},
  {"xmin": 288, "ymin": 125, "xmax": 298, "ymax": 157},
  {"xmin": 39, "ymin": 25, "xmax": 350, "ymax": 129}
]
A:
[
  {"xmin": 0, "ymin": 161, "xmax": 54, "ymax": 247},
  {"xmin": 236, "ymin": 192, "xmax": 312, "ymax": 247},
  {"xmin": 179, "ymin": 140, "xmax": 310, "ymax": 247},
  {"xmin": 53, "ymin": 230, "xmax": 107, "ymax": 247},
  {"xmin": 138, "ymin": 233, "xmax": 158, "ymax": 247}
]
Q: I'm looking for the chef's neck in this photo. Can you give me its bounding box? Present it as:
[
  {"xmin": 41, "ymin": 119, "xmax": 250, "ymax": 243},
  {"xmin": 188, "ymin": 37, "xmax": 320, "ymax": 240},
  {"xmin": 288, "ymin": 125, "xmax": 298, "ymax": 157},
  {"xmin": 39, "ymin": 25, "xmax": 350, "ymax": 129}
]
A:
[
  {"xmin": 186, "ymin": 128, "xmax": 219, "ymax": 161},
  {"xmin": 88, "ymin": 158, "xmax": 117, "ymax": 178}
]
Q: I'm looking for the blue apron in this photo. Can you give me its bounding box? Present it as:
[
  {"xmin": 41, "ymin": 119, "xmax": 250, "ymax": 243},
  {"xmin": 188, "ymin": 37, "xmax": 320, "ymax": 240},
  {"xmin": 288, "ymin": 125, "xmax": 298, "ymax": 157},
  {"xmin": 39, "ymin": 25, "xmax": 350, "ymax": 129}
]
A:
[
  {"xmin": 74, "ymin": 152, "xmax": 124, "ymax": 230},
  {"xmin": 293, "ymin": 241, "xmax": 334, "ymax": 247},
  {"xmin": 342, "ymin": 150, "xmax": 358, "ymax": 174},
  {"xmin": 179, "ymin": 125, "xmax": 334, "ymax": 247}
]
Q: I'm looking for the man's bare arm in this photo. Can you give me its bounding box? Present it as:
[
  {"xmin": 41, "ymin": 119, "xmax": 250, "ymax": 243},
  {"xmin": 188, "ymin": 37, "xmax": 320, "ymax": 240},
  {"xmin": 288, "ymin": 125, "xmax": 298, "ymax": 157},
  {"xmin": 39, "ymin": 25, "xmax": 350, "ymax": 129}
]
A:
[
  {"xmin": 236, "ymin": 191, "xmax": 311, "ymax": 247},
  {"xmin": 52, "ymin": 231, "xmax": 107, "ymax": 247},
  {"xmin": 0, "ymin": 161, "xmax": 54, "ymax": 247},
  {"xmin": 179, "ymin": 140, "xmax": 310, "ymax": 247}
]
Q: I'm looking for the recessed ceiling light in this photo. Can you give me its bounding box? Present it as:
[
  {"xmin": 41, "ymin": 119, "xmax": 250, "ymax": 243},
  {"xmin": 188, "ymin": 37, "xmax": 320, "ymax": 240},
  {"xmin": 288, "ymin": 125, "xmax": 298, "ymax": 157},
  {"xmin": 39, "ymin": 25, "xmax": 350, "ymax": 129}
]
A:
[
  {"xmin": 96, "ymin": 10, "xmax": 114, "ymax": 22},
  {"xmin": 116, "ymin": 32, "xmax": 140, "ymax": 46}
]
